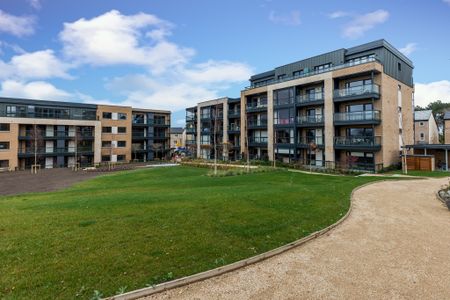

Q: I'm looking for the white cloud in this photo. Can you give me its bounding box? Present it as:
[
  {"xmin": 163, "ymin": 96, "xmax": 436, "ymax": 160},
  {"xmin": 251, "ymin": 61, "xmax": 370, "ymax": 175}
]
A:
[
  {"xmin": 182, "ymin": 60, "xmax": 253, "ymax": 83},
  {"xmin": 0, "ymin": 41, "xmax": 26, "ymax": 55},
  {"xmin": 0, "ymin": 10, "xmax": 36, "ymax": 37},
  {"xmin": 27, "ymin": 0, "xmax": 41, "ymax": 10},
  {"xmin": 328, "ymin": 11, "xmax": 351, "ymax": 19},
  {"xmin": 415, "ymin": 81, "xmax": 450, "ymax": 107},
  {"xmin": 399, "ymin": 43, "xmax": 418, "ymax": 56},
  {"xmin": 0, "ymin": 49, "xmax": 72, "ymax": 80},
  {"xmin": 268, "ymin": 10, "xmax": 301, "ymax": 26},
  {"xmin": 342, "ymin": 9, "xmax": 389, "ymax": 39},
  {"xmin": 59, "ymin": 10, "xmax": 194, "ymax": 73},
  {"xmin": 0, "ymin": 80, "xmax": 71, "ymax": 100}
]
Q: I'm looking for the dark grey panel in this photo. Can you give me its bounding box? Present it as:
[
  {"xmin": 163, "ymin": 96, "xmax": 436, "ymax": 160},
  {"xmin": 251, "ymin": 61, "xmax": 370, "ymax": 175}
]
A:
[{"xmin": 0, "ymin": 97, "xmax": 97, "ymax": 109}]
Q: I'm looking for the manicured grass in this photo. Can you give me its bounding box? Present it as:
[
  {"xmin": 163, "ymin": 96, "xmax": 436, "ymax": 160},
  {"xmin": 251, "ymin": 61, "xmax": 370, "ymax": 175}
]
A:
[
  {"xmin": 387, "ymin": 170, "xmax": 450, "ymax": 177},
  {"xmin": 1, "ymin": 167, "xmax": 389, "ymax": 299}
]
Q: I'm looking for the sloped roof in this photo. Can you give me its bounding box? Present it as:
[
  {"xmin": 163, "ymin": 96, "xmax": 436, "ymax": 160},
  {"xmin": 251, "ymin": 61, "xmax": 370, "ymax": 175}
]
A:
[
  {"xmin": 170, "ymin": 127, "xmax": 184, "ymax": 134},
  {"xmin": 444, "ymin": 111, "xmax": 450, "ymax": 120},
  {"xmin": 414, "ymin": 110, "xmax": 432, "ymax": 121}
]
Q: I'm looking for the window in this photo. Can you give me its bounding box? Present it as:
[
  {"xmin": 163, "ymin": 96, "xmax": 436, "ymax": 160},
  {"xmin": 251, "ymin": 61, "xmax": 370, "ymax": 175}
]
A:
[
  {"xmin": 346, "ymin": 54, "xmax": 375, "ymax": 64},
  {"xmin": 101, "ymin": 155, "xmax": 111, "ymax": 162},
  {"xmin": 0, "ymin": 142, "xmax": 10, "ymax": 150},
  {"xmin": 6, "ymin": 106, "xmax": 16, "ymax": 117},
  {"xmin": 117, "ymin": 155, "xmax": 126, "ymax": 161},
  {"xmin": 314, "ymin": 63, "xmax": 332, "ymax": 72},
  {"xmin": 118, "ymin": 127, "xmax": 127, "ymax": 133},
  {"xmin": 274, "ymin": 108, "xmax": 294, "ymax": 125},
  {"xmin": 102, "ymin": 112, "xmax": 112, "ymax": 119},
  {"xmin": 398, "ymin": 62, "xmax": 402, "ymax": 71},
  {"xmin": 346, "ymin": 128, "xmax": 373, "ymax": 137},
  {"xmin": 420, "ymin": 133, "xmax": 425, "ymax": 141},
  {"xmin": 117, "ymin": 141, "xmax": 126, "ymax": 147},
  {"xmin": 0, "ymin": 123, "xmax": 10, "ymax": 131},
  {"xmin": 0, "ymin": 160, "xmax": 9, "ymax": 168},
  {"xmin": 345, "ymin": 103, "xmax": 373, "ymax": 112},
  {"xmin": 278, "ymin": 74, "xmax": 286, "ymax": 80},
  {"xmin": 274, "ymin": 87, "xmax": 294, "ymax": 105},
  {"xmin": 293, "ymin": 70, "xmax": 304, "ymax": 77},
  {"xmin": 118, "ymin": 113, "xmax": 127, "ymax": 120},
  {"xmin": 102, "ymin": 126, "xmax": 112, "ymax": 133},
  {"xmin": 102, "ymin": 141, "xmax": 112, "ymax": 148},
  {"xmin": 345, "ymin": 79, "xmax": 372, "ymax": 89}
]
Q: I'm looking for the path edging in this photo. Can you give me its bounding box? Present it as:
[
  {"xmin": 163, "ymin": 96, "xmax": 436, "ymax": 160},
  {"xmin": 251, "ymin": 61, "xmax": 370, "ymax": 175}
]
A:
[{"xmin": 107, "ymin": 181, "xmax": 383, "ymax": 300}]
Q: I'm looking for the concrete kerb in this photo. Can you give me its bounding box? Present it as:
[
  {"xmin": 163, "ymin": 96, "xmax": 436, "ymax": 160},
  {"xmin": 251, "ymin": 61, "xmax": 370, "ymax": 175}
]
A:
[{"xmin": 106, "ymin": 180, "xmax": 393, "ymax": 300}]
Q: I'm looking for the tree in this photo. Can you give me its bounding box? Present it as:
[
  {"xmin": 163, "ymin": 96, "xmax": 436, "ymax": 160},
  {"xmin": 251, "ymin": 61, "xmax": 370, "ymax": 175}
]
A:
[{"xmin": 30, "ymin": 124, "xmax": 44, "ymax": 174}]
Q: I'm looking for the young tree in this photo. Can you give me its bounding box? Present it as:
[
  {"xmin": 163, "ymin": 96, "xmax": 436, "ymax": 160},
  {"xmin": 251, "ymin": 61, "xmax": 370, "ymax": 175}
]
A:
[{"xmin": 30, "ymin": 124, "xmax": 44, "ymax": 174}]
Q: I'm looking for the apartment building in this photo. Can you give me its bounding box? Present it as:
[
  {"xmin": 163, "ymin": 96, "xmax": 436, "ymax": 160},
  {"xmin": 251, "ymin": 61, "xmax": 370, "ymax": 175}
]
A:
[
  {"xmin": 414, "ymin": 110, "xmax": 439, "ymax": 144},
  {"xmin": 240, "ymin": 39, "xmax": 414, "ymax": 172},
  {"xmin": 186, "ymin": 97, "xmax": 241, "ymax": 160},
  {"xmin": 0, "ymin": 97, "xmax": 170, "ymax": 171},
  {"xmin": 170, "ymin": 127, "xmax": 185, "ymax": 149}
]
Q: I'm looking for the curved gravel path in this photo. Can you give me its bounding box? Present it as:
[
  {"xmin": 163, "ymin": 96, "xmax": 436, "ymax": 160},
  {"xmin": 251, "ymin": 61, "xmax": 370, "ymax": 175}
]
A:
[{"xmin": 144, "ymin": 178, "xmax": 450, "ymax": 300}]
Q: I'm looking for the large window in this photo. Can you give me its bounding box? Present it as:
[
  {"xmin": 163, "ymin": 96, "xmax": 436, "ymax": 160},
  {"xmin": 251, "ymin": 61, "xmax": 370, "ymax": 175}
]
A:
[
  {"xmin": 345, "ymin": 79, "xmax": 372, "ymax": 89},
  {"xmin": 346, "ymin": 54, "xmax": 375, "ymax": 65},
  {"xmin": 275, "ymin": 129, "xmax": 294, "ymax": 144},
  {"xmin": 293, "ymin": 70, "xmax": 304, "ymax": 77},
  {"xmin": 118, "ymin": 127, "xmax": 127, "ymax": 133},
  {"xmin": 101, "ymin": 155, "xmax": 111, "ymax": 162},
  {"xmin": 117, "ymin": 141, "xmax": 126, "ymax": 147},
  {"xmin": 118, "ymin": 113, "xmax": 127, "ymax": 120},
  {"xmin": 0, "ymin": 123, "xmax": 10, "ymax": 131},
  {"xmin": 346, "ymin": 151, "xmax": 374, "ymax": 165},
  {"xmin": 0, "ymin": 160, "xmax": 9, "ymax": 168},
  {"xmin": 0, "ymin": 142, "xmax": 10, "ymax": 150},
  {"xmin": 102, "ymin": 112, "xmax": 112, "ymax": 119},
  {"xmin": 314, "ymin": 63, "xmax": 332, "ymax": 71},
  {"xmin": 117, "ymin": 155, "xmax": 126, "ymax": 161},
  {"xmin": 102, "ymin": 141, "xmax": 112, "ymax": 148},
  {"xmin": 346, "ymin": 128, "xmax": 373, "ymax": 137},
  {"xmin": 274, "ymin": 88, "xmax": 294, "ymax": 105},
  {"xmin": 274, "ymin": 108, "xmax": 294, "ymax": 125},
  {"xmin": 102, "ymin": 127, "xmax": 112, "ymax": 133},
  {"xmin": 345, "ymin": 103, "xmax": 373, "ymax": 112}
]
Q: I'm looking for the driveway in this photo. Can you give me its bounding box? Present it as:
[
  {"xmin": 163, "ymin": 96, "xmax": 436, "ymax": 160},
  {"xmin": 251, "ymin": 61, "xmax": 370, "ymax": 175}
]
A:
[{"xmin": 144, "ymin": 178, "xmax": 450, "ymax": 299}]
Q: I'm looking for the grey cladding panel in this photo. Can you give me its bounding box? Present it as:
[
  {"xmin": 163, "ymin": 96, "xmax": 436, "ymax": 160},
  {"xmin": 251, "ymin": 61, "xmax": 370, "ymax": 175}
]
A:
[{"xmin": 274, "ymin": 49, "xmax": 345, "ymax": 78}]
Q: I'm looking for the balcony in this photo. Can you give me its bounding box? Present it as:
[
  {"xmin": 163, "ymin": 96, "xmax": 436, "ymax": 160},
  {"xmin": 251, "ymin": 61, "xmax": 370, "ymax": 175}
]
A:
[
  {"xmin": 132, "ymin": 119, "xmax": 147, "ymax": 126},
  {"xmin": 154, "ymin": 134, "xmax": 167, "ymax": 140},
  {"xmin": 248, "ymin": 137, "xmax": 268, "ymax": 147},
  {"xmin": 151, "ymin": 120, "xmax": 170, "ymax": 127},
  {"xmin": 18, "ymin": 147, "xmax": 94, "ymax": 157},
  {"xmin": 228, "ymin": 109, "xmax": 241, "ymax": 118},
  {"xmin": 18, "ymin": 130, "xmax": 94, "ymax": 140},
  {"xmin": 186, "ymin": 127, "xmax": 196, "ymax": 134},
  {"xmin": 334, "ymin": 136, "xmax": 381, "ymax": 151},
  {"xmin": 275, "ymin": 137, "xmax": 295, "ymax": 149},
  {"xmin": 228, "ymin": 124, "xmax": 240, "ymax": 133},
  {"xmin": 132, "ymin": 132, "xmax": 147, "ymax": 139},
  {"xmin": 245, "ymin": 57, "xmax": 381, "ymax": 90},
  {"xmin": 274, "ymin": 117, "xmax": 295, "ymax": 127},
  {"xmin": 296, "ymin": 115, "xmax": 324, "ymax": 127},
  {"xmin": 186, "ymin": 115, "xmax": 197, "ymax": 122},
  {"xmin": 329, "ymin": 161, "xmax": 383, "ymax": 173},
  {"xmin": 297, "ymin": 136, "xmax": 324, "ymax": 148},
  {"xmin": 247, "ymin": 120, "xmax": 268, "ymax": 129},
  {"xmin": 296, "ymin": 92, "xmax": 324, "ymax": 107},
  {"xmin": 333, "ymin": 84, "xmax": 380, "ymax": 102},
  {"xmin": 334, "ymin": 110, "xmax": 381, "ymax": 125},
  {"xmin": 246, "ymin": 103, "xmax": 268, "ymax": 113}
]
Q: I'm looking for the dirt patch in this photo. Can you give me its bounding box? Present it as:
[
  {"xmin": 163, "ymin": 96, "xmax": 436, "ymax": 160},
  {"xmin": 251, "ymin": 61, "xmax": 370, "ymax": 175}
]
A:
[
  {"xmin": 0, "ymin": 169, "xmax": 104, "ymax": 196},
  {"xmin": 142, "ymin": 178, "xmax": 450, "ymax": 300}
]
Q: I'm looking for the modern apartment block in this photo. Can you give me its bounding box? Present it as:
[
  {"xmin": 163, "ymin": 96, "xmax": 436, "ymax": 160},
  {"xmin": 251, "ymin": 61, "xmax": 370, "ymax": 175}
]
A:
[
  {"xmin": 414, "ymin": 110, "xmax": 439, "ymax": 144},
  {"xmin": 0, "ymin": 97, "xmax": 170, "ymax": 171},
  {"xmin": 240, "ymin": 39, "xmax": 414, "ymax": 172},
  {"xmin": 185, "ymin": 97, "xmax": 241, "ymax": 160}
]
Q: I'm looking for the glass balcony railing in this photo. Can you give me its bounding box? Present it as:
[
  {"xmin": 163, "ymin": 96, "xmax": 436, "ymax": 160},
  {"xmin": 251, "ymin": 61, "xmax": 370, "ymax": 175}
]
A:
[
  {"xmin": 334, "ymin": 110, "xmax": 381, "ymax": 123},
  {"xmin": 19, "ymin": 130, "xmax": 94, "ymax": 139},
  {"xmin": 298, "ymin": 136, "xmax": 324, "ymax": 146},
  {"xmin": 246, "ymin": 57, "xmax": 380, "ymax": 89},
  {"xmin": 228, "ymin": 124, "xmax": 240, "ymax": 131},
  {"xmin": 18, "ymin": 147, "xmax": 93, "ymax": 155},
  {"xmin": 334, "ymin": 136, "xmax": 381, "ymax": 147},
  {"xmin": 247, "ymin": 120, "xmax": 268, "ymax": 127},
  {"xmin": 248, "ymin": 137, "xmax": 268, "ymax": 144},
  {"xmin": 246, "ymin": 103, "xmax": 268, "ymax": 111},
  {"xmin": 297, "ymin": 115, "xmax": 324, "ymax": 125},
  {"xmin": 274, "ymin": 117, "xmax": 295, "ymax": 125},
  {"xmin": 296, "ymin": 92, "xmax": 324, "ymax": 104},
  {"xmin": 333, "ymin": 84, "xmax": 380, "ymax": 99},
  {"xmin": 228, "ymin": 109, "xmax": 241, "ymax": 117}
]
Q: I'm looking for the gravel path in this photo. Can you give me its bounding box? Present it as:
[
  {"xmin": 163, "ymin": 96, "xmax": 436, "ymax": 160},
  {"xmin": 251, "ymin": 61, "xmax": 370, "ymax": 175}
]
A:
[{"xmin": 144, "ymin": 178, "xmax": 450, "ymax": 300}]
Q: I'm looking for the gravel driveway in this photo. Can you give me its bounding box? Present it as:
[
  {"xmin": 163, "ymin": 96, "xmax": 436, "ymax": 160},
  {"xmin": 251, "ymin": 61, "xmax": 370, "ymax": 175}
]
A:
[{"xmin": 144, "ymin": 178, "xmax": 450, "ymax": 300}]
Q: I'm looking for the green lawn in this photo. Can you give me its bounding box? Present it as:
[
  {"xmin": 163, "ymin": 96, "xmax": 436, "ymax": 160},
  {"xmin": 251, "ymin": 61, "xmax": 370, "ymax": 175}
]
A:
[
  {"xmin": 1, "ymin": 166, "xmax": 389, "ymax": 299},
  {"xmin": 387, "ymin": 170, "xmax": 450, "ymax": 177}
]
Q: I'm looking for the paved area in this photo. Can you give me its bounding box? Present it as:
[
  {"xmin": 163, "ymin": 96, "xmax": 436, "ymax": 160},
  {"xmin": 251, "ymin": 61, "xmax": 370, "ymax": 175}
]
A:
[
  {"xmin": 144, "ymin": 178, "xmax": 450, "ymax": 300},
  {"xmin": 0, "ymin": 169, "xmax": 102, "ymax": 196}
]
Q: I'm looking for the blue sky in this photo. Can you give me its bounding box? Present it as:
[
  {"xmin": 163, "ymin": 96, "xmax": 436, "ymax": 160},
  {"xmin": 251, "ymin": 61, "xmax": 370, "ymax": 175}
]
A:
[{"xmin": 0, "ymin": 0, "xmax": 449, "ymax": 126}]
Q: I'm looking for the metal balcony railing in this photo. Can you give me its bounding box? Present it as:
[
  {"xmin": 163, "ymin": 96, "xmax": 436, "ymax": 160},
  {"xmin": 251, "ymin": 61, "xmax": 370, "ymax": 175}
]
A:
[
  {"xmin": 298, "ymin": 136, "xmax": 324, "ymax": 146},
  {"xmin": 248, "ymin": 137, "xmax": 268, "ymax": 144},
  {"xmin": 334, "ymin": 136, "xmax": 381, "ymax": 147},
  {"xmin": 247, "ymin": 120, "xmax": 268, "ymax": 127},
  {"xmin": 296, "ymin": 92, "xmax": 324, "ymax": 104},
  {"xmin": 297, "ymin": 115, "xmax": 324, "ymax": 125}
]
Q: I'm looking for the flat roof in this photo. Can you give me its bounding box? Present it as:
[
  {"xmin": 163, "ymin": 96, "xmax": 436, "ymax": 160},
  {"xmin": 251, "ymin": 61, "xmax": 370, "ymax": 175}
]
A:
[
  {"xmin": 0, "ymin": 96, "xmax": 97, "ymax": 109},
  {"xmin": 406, "ymin": 144, "xmax": 450, "ymax": 150}
]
